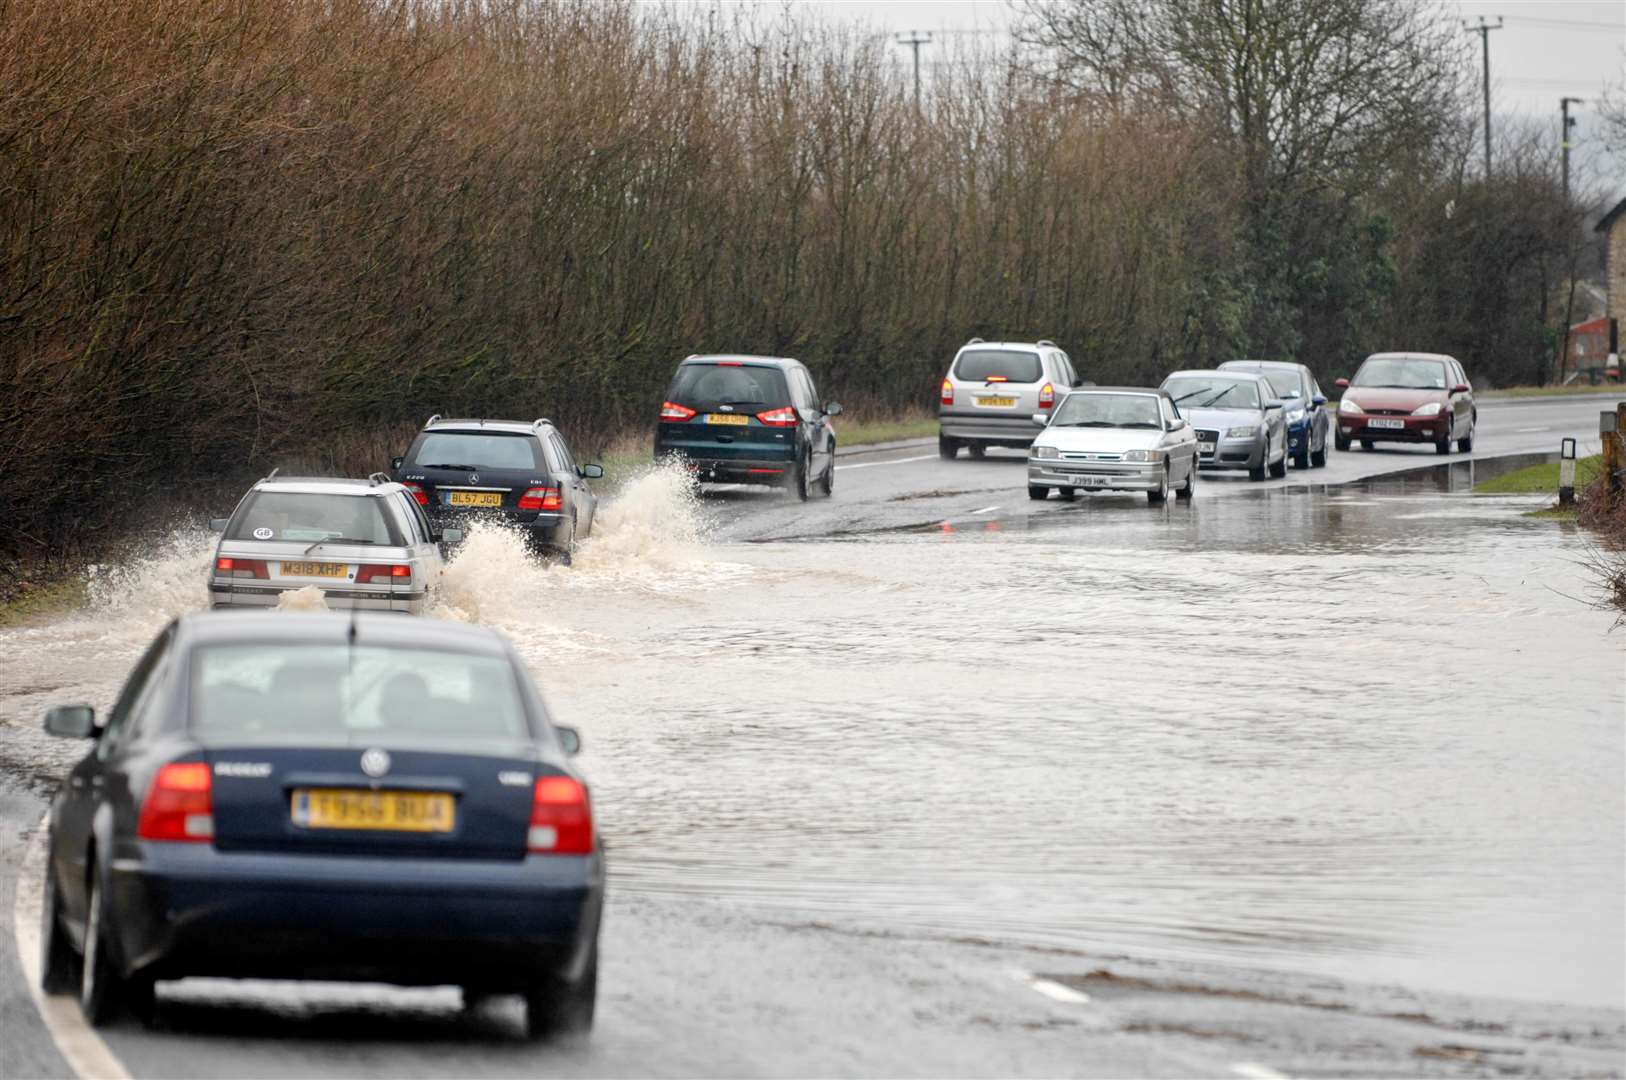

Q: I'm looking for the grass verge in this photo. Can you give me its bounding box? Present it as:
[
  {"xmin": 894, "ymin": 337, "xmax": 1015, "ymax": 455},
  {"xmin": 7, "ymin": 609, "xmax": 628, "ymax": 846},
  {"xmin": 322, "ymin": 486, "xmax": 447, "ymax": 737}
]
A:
[
  {"xmin": 1473, "ymin": 455, "xmax": 1602, "ymax": 495},
  {"xmin": 0, "ymin": 574, "xmax": 87, "ymax": 629}
]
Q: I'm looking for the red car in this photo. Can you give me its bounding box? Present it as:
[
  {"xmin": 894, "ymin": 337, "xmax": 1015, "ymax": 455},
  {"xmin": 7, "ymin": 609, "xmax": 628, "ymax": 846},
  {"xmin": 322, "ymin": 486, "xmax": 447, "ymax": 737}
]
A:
[{"xmin": 1334, "ymin": 352, "xmax": 1476, "ymax": 454}]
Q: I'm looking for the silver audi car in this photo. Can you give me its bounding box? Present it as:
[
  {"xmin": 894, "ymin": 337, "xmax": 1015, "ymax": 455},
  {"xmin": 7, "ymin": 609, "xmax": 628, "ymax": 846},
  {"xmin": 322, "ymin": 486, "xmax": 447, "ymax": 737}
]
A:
[
  {"xmin": 1159, "ymin": 370, "xmax": 1288, "ymax": 481},
  {"xmin": 208, "ymin": 474, "xmax": 461, "ymax": 614},
  {"xmin": 1027, "ymin": 388, "xmax": 1199, "ymax": 503}
]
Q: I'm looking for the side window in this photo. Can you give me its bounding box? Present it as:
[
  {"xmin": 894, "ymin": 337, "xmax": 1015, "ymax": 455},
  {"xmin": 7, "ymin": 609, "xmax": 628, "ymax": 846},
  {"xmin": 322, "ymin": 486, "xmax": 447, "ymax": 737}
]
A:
[
  {"xmin": 101, "ymin": 627, "xmax": 173, "ymax": 758},
  {"xmin": 403, "ymin": 491, "xmax": 435, "ymax": 541},
  {"xmin": 549, "ymin": 434, "xmax": 577, "ymax": 476},
  {"xmin": 799, "ymin": 368, "xmax": 823, "ymax": 410},
  {"xmin": 787, "ymin": 369, "xmax": 813, "ymax": 412},
  {"xmin": 538, "ymin": 435, "xmax": 562, "ymax": 474},
  {"xmin": 391, "ymin": 493, "xmax": 426, "ymax": 544}
]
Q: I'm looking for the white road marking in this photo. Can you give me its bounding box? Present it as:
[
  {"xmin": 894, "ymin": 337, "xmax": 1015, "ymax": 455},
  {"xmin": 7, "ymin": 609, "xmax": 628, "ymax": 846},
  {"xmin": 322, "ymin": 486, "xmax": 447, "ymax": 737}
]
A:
[
  {"xmin": 1515, "ymin": 426, "xmax": 1552, "ymax": 433},
  {"xmin": 1231, "ymin": 1063, "xmax": 1291, "ymax": 1080},
  {"xmin": 1026, "ymin": 977, "xmax": 1092, "ymax": 1005},
  {"xmin": 835, "ymin": 453, "xmax": 938, "ymax": 471},
  {"xmin": 970, "ymin": 505, "xmax": 1000, "ymax": 515},
  {"xmin": 13, "ymin": 815, "xmax": 132, "ymax": 1080}
]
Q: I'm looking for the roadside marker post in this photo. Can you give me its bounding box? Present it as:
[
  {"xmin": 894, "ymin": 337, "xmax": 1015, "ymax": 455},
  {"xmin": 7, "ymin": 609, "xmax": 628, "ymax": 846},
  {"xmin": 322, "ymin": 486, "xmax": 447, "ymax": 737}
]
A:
[{"xmin": 1559, "ymin": 437, "xmax": 1577, "ymax": 507}]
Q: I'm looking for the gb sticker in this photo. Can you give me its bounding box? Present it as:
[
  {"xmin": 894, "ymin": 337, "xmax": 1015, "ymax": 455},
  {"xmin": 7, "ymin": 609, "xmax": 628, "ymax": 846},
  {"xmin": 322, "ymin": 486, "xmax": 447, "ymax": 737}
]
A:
[{"xmin": 252, "ymin": 527, "xmax": 274, "ymax": 540}]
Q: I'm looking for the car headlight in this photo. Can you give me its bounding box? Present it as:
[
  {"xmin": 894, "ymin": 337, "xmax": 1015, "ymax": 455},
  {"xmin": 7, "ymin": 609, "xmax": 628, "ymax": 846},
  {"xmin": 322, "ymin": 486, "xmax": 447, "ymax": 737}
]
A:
[
  {"xmin": 1338, "ymin": 398, "xmax": 1362, "ymax": 414},
  {"xmin": 1287, "ymin": 408, "xmax": 1306, "ymax": 423},
  {"xmin": 1032, "ymin": 445, "xmax": 1058, "ymax": 459},
  {"xmin": 1121, "ymin": 449, "xmax": 1166, "ymax": 463},
  {"xmin": 1226, "ymin": 426, "xmax": 1257, "ymax": 438},
  {"xmin": 1411, "ymin": 402, "xmax": 1443, "ymax": 416}
]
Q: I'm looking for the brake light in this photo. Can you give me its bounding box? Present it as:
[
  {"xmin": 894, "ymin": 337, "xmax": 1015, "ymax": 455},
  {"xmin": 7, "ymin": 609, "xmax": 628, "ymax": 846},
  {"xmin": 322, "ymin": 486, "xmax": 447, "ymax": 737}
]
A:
[
  {"xmin": 214, "ymin": 557, "xmax": 269, "ymax": 579},
  {"xmin": 519, "ymin": 486, "xmax": 562, "ymax": 511},
  {"xmin": 355, "ymin": 563, "xmax": 411, "ymax": 583},
  {"xmin": 403, "ymin": 483, "xmax": 429, "ymax": 506},
  {"xmin": 527, "ymin": 775, "xmax": 593, "ymax": 855},
  {"xmin": 137, "ymin": 762, "xmax": 214, "ymax": 842},
  {"xmin": 756, "ymin": 407, "xmax": 798, "ymax": 427},
  {"xmin": 716, "ymin": 360, "xmax": 744, "ymax": 366},
  {"xmin": 1039, "ymin": 382, "xmax": 1055, "ymax": 408},
  {"xmin": 660, "ymin": 401, "xmax": 697, "ymax": 422},
  {"xmin": 986, "ymin": 375, "xmax": 1008, "ymax": 383},
  {"xmin": 941, "ymin": 379, "xmax": 954, "ymax": 405}
]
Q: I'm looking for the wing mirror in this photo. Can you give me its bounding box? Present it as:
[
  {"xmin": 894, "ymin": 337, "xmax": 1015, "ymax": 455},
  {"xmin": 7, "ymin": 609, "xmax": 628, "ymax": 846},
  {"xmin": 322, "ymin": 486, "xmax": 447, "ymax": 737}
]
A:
[
  {"xmin": 1264, "ymin": 400, "xmax": 1284, "ymax": 410},
  {"xmin": 556, "ymin": 725, "xmax": 581, "ymax": 755},
  {"xmin": 1312, "ymin": 394, "xmax": 1327, "ymax": 407},
  {"xmin": 390, "ymin": 457, "xmax": 404, "ymax": 471},
  {"xmin": 1031, "ymin": 412, "xmax": 1050, "ymax": 426},
  {"xmin": 824, "ymin": 402, "xmax": 843, "ymax": 416},
  {"xmin": 1334, "ymin": 377, "xmax": 1350, "ymax": 389},
  {"xmin": 580, "ymin": 463, "xmax": 604, "ymax": 479},
  {"xmin": 208, "ymin": 517, "xmax": 229, "ymax": 532},
  {"xmin": 1168, "ymin": 417, "xmax": 1187, "ymax": 431},
  {"xmin": 1451, "ymin": 384, "xmax": 1470, "ymax": 394},
  {"xmin": 44, "ymin": 705, "xmax": 97, "ymax": 739}
]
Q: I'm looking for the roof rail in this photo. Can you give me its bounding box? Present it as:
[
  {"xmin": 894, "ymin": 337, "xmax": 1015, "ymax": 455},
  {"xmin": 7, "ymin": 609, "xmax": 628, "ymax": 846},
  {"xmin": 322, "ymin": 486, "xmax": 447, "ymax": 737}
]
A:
[
  {"xmin": 966, "ymin": 337, "xmax": 984, "ymax": 346},
  {"xmin": 1037, "ymin": 339, "xmax": 1056, "ymax": 348},
  {"xmin": 532, "ymin": 417, "xmax": 553, "ymax": 430},
  {"xmin": 685, "ymin": 354, "xmax": 700, "ymax": 361},
  {"xmin": 425, "ymin": 414, "xmax": 441, "ymax": 427},
  {"xmin": 367, "ymin": 471, "xmax": 392, "ymax": 486},
  {"xmin": 261, "ymin": 467, "xmax": 280, "ymax": 483}
]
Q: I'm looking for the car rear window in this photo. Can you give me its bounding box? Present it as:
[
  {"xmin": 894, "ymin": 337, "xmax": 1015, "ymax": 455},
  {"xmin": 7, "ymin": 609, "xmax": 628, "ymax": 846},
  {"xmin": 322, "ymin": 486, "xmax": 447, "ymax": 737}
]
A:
[
  {"xmin": 953, "ymin": 350, "xmax": 1043, "ymax": 384},
  {"xmin": 190, "ymin": 644, "xmax": 531, "ymax": 739},
  {"xmin": 410, "ymin": 432, "xmax": 539, "ymax": 470},
  {"xmin": 227, "ymin": 492, "xmax": 400, "ymax": 545},
  {"xmin": 667, "ymin": 363, "xmax": 790, "ymax": 409}
]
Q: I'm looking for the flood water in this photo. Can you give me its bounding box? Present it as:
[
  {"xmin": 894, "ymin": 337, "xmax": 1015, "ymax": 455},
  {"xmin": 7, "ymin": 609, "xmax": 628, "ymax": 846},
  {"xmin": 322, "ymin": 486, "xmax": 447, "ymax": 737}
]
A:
[{"xmin": 2, "ymin": 464, "xmax": 1621, "ymax": 1011}]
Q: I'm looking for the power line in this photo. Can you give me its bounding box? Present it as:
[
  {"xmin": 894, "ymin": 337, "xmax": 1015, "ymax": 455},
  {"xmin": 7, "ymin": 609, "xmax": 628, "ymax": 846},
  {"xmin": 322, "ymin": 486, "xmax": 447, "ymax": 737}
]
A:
[
  {"xmin": 1505, "ymin": 16, "xmax": 1625, "ymax": 32},
  {"xmin": 1465, "ymin": 16, "xmax": 1504, "ymax": 178},
  {"xmin": 895, "ymin": 31, "xmax": 931, "ymax": 114}
]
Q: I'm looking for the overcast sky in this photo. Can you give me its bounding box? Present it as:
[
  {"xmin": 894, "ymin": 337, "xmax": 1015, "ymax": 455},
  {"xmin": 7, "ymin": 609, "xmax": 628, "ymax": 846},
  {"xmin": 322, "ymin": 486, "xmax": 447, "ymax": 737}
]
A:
[{"xmin": 775, "ymin": 0, "xmax": 1624, "ymax": 198}]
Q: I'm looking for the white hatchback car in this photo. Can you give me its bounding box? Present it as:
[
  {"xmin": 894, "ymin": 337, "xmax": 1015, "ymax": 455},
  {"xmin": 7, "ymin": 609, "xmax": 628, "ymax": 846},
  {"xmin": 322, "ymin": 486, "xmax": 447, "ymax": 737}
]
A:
[
  {"xmin": 1027, "ymin": 388, "xmax": 1199, "ymax": 503},
  {"xmin": 208, "ymin": 474, "xmax": 460, "ymax": 614}
]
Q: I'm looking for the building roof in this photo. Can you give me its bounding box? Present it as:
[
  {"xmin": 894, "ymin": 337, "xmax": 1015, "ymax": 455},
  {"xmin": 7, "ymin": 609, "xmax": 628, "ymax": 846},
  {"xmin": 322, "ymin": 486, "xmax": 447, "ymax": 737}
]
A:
[{"xmin": 1596, "ymin": 196, "xmax": 1626, "ymax": 234}]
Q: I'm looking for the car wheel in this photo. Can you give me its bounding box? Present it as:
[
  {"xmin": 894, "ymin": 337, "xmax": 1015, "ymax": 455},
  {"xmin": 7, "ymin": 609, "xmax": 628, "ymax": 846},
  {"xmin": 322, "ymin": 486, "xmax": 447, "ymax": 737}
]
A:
[
  {"xmin": 1310, "ymin": 442, "xmax": 1328, "ymax": 467},
  {"xmin": 41, "ymin": 863, "xmax": 77, "ymax": 994},
  {"xmin": 1458, "ymin": 427, "xmax": 1473, "ymax": 453},
  {"xmin": 1027, "ymin": 485, "xmax": 1049, "ymax": 501},
  {"xmin": 1292, "ymin": 445, "xmax": 1310, "ymax": 469},
  {"xmin": 1057, "ymin": 486, "xmax": 1076, "ymax": 500},
  {"xmin": 1147, "ymin": 465, "xmax": 1169, "ymax": 504},
  {"xmin": 793, "ymin": 452, "xmax": 811, "ymax": 501},
  {"xmin": 967, "ymin": 444, "xmax": 986, "ymax": 459},
  {"xmin": 1269, "ymin": 443, "xmax": 1288, "ymax": 478},
  {"xmin": 1176, "ymin": 460, "xmax": 1196, "ymax": 500},
  {"xmin": 817, "ymin": 454, "xmax": 835, "ymax": 496},
  {"xmin": 525, "ymin": 943, "xmax": 597, "ymax": 1040},
  {"xmin": 80, "ymin": 869, "xmax": 141, "ymax": 1026},
  {"xmin": 1435, "ymin": 435, "xmax": 1451, "ymax": 455},
  {"xmin": 1335, "ymin": 432, "xmax": 1350, "ymax": 452},
  {"xmin": 938, "ymin": 435, "xmax": 958, "ymax": 460},
  {"xmin": 1248, "ymin": 452, "xmax": 1268, "ymax": 482}
]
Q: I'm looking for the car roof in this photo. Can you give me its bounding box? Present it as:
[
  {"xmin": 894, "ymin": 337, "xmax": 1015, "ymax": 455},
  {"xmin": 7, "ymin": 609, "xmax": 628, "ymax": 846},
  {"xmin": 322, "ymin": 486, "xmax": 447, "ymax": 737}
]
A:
[
  {"xmin": 679, "ymin": 354, "xmax": 799, "ymax": 368},
  {"xmin": 1065, "ymin": 386, "xmax": 1171, "ymax": 399},
  {"xmin": 1363, "ymin": 352, "xmax": 1455, "ymax": 364},
  {"xmin": 253, "ymin": 478, "xmax": 401, "ymax": 496},
  {"xmin": 424, "ymin": 418, "xmax": 543, "ymax": 435},
  {"xmin": 1164, "ymin": 369, "xmax": 1269, "ymax": 382},
  {"xmin": 175, "ymin": 611, "xmax": 513, "ymax": 658},
  {"xmin": 956, "ymin": 341, "xmax": 1046, "ymax": 353},
  {"xmin": 1218, "ymin": 360, "xmax": 1305, "ymax": 372}
]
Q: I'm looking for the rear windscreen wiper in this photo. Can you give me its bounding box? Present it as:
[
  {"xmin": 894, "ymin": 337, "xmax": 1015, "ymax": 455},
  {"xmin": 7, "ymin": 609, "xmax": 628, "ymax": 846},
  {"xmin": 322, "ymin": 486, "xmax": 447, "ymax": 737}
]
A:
[
  {"xmin": 418, "ymin": 463, "xmax": 481, "ymax": 471},
  {"xmin": 302, "ymin": 538, "xmax": 379, "ymax": 555}
]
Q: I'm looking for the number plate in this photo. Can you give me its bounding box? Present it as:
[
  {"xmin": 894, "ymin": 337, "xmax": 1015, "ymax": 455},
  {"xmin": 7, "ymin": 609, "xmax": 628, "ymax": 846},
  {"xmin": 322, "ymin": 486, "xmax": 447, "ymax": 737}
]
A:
[
  {"xmin": 280, "ymin": 562, "xmax": 347, "ymax": 578},
  {"xmin": 1071, "ymin": 475, "xmax": 1107, "ymax": 487},
  {"xmin": 447, "ymin": 490, "xmax": 503, "ymax": 507},
  {"xmin": 291, "ymin": 789, "xmax": 455, "ymax": 832},
  {"xmin": 704, "ymin": 413, "xmax": 749, "ymax": 426},
  {"xmin": 976, "ymin": 396, "xmax": 1017, "ymax": 407},
  {"xmin": 1198, "ymin": 442, "xmax": 1216, "ymax": 454},
  {"xmin": 1369, "ymin": 418, "xmax": 1405, "ymax": 429}
]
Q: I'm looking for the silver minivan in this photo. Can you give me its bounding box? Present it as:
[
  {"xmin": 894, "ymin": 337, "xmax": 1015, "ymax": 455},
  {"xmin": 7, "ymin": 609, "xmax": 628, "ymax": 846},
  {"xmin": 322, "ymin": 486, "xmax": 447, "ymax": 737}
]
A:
[
  {"xmin": 937, "ymin": 339, "xmax": 1085, "ymax": 458},
  {"xmin": 208, "ymin": 475, "xmax": 459, "ymax": 614}
]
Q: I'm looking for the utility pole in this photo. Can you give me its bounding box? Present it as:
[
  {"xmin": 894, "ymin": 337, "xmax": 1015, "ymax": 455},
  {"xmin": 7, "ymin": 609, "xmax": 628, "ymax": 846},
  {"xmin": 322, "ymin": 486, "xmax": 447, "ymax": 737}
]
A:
[
  {"xmin": 1561, "ymin": 97, "xmax": 1583, "ymax": 202},
  {"xmin": 1465, "ymin": 16, "xmax": 1503, "ymax": 178},
  {"xmin": 896, "ymin": 31, "xmax": 931, "ymax": 115}
]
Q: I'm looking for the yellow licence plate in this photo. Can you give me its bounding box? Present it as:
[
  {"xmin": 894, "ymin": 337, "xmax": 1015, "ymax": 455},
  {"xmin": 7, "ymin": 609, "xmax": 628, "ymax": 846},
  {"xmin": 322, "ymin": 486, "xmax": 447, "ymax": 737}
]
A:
[
  {"xmin": 977, "ymin": 396, "xmax": 1017, "ymax": 407},
  {"xmin": 280, "ymin": 562, "xmax": 347, "ymax": 578},
  {"xmin": 291, "ymin": 789, "xmax": 455, "ymax": 832},
  {"xmin": 448, "ymin": 490, "xmax": 503, "ymax": 507},
  {"xmin": 703, "ymin": 413, "xmax": 750, "ymax": 426}
]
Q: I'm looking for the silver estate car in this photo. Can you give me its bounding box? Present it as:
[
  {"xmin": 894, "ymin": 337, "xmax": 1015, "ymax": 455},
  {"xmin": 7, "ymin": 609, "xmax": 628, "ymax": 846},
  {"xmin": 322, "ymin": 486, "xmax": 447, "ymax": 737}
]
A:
[
  {"xmin": 1160, "ymin": 370, "xmax": 1288, "ymax": 481},
  {"xmin": 208, "ymin": 474, "xmax": 460, "ymax": 614},
  {"xmin": 1027, "ymin": 388, "xmax": 1199, "ymax": 503},
  {"xmin": 938, "ymin": 339, "xmax": 1085, "ymax": 458}
]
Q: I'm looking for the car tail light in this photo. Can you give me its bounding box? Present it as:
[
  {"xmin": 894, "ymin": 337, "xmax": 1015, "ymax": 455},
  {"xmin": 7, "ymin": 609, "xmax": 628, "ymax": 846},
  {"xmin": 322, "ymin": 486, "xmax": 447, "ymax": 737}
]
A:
[
  {"xmin": 1039, "ymin": 383, "xmax": 1055, "ymax": 408},
  {"xmin": 940, "ymin": 379, "xmax": 954, "ymax": 405},
  {"xmin": 403, "ymin": 483, "xmax": 429, "ymax": 506},
  {"xmin": 756, "ymin": 407, "xmax": 798, "ymax": 427},
  {"xmin": 355, "ymin": 563, "xmax": 411, "ymax": 584},
  {"xmin": 519, "ymin": 486, "xmax": 562, "ymax": 511},
  {"xmin": 214, "ymin": 557, "xmax": 269, "ymax": 579},
  {"xmin": 137, "ymin": 762, "xmax": 214, "ymax": 842},
  {"xmin": 716, "ymin": 360, "xmax": 744, "ymax": 366},
  {"xmin": 660, "ymin": 401, "xmax": 697, "ymax": 422},
  {"xmin": 528, "ymin": 775, "xmax": 594, "ymax": 855},
  {"xmin": 986, "ymin": 375, "xmax": 1008, "ymax": 383},
  {"xmin": 746, "ymin": 468, "xmax": 784, "ymax": 475}
]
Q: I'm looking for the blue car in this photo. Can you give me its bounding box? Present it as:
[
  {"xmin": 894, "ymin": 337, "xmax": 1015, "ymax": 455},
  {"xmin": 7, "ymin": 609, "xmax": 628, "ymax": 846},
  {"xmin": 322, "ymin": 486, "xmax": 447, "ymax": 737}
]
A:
[
  {"xmin": 1218, "ymin": 360, "xmax": 1332, "ymax": 468},
  {"xmin": 39, "ymin": 611, "xmax": 603, "ymax": 1039}
]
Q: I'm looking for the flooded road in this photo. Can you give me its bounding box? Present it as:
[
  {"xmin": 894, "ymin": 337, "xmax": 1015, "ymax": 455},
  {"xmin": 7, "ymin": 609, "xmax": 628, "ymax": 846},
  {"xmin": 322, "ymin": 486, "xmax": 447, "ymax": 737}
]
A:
[{"xmin": 3, "ymin": 459, "xmax": 1621, "ymax": 1028}]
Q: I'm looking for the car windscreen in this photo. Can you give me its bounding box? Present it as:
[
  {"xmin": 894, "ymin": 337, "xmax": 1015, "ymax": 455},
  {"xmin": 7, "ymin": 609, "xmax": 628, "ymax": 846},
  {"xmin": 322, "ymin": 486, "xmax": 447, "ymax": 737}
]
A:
[
  {"xmin": 953, "ymin": 350, "xmax": 1043, "ymax": 384},
  {"xmin": 227, "ymin": 492, "xmax": 400, "ymax": 545},
  {"xmin": 1259, "ymin": 370, "xmax": 1306, "ymax": 399},
  {"xmin": 666, "ymin": 363, "xmax": 790, "ymax": 410},
  {"xmin": 1163, "ymin": 376, "xmax": 1262, "ymax": 410},
  {"xmin": 191, "ymin": 643, "xmax": 531, "ymax": 739},
  {"xmin": 410, "ymin": 432, "xmax": 539, "ymax": 470},
  {"xmin": 1051, "ymin": 393, "xmax": 1163, "ymax": 428},
  {"xmin": 1351, "ymin": 358, "xmax": 1449, "ymax": 390}
]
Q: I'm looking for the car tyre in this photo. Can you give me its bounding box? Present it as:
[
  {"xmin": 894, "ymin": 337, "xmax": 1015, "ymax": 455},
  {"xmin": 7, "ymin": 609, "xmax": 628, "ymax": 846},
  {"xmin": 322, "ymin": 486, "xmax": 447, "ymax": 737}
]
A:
[
  {"xmin": 792, "ymin": 452, "xmax": 811, "ymax": 501},
  {"xmin": 1147, "ymin": 466, "xmax": 1169, "ymax": 504},
  {"xmin": 1334, "ymin": 432, "xmax": 1350, "ymax": 452},
  {"xmin": 525, "ymin": 944, "xmax": 597, "ymax": 1040},
  {"xmin": 1458, "ymin": 426, "xmax": 1473, "ymax": 453},
  {"xmin": 1248, "ymin": 454, "xmax": 1268, "ymax": 482},
  {"xmin": 1269, "ymin": 444, "xmax": 1288, "ymax": 478},
  {"xmin": 938, "ymin": 435, "xmax": 958, "ymax": 460},
  {"xmin": 1435, "ymin": 436, "xmax": 1451, "ymax": 455},
  {"xmin": 41, "ymin": 864, "xmax": 78, "ymax": 995},
  {"xmin": 1310, "ymin": 439, "xmax": 1328, "ymax": 468},
  {"xmin": 1176, "ymin": 461, "xmax": 1196, "ymax": 500},
  {"xmin": 80, "ymin": 869, "xmax": 143, "ymax": 1027},
  {"xmin": 1292, "ymin": 445, "xmax": 1310, "ymax": 469},
  {"xmin": 1361, "ymin": 440, "xmax": 1375, "ymax": 451},
  {"xmin": 816, "ymin": 453, "xmax": 835, "ymax": 497},
  {"xmin": 967, "ymin": 444, "xmax": 986, "ymax": 460},
  {"xmin": 1027, "ymin": 485, "xmax": 1049, "ymax": 501}
]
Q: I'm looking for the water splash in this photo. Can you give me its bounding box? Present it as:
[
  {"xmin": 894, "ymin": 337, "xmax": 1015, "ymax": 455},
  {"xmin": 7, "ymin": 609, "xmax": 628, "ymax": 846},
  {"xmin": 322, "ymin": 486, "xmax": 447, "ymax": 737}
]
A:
[
  {"xmin": 81, "ymin": 525, "xmax": 216, "ymax": 635},
  {"xmin": 275, "ymin": 585, "xmax": 329, "ymax": 611}
]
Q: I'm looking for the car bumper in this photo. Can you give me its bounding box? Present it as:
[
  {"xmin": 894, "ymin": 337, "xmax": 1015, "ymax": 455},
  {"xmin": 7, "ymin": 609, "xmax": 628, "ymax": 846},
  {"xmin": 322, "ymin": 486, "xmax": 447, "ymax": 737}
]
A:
[
  {"xmin": 656, "ymin": 449, "xmax": 795, "ymax": 485},
  {"xmin": 208, "ymin": 583, "xmax": 426, "ymax": 613},
  {"xmin": 1287, "ymin": 420, "xmax": 1312, "ymax": 453},
  {"xmin": 939, "ymin": 411, "xmax": 1043, "ymax": 446},
  {"xmin": 1027, "ymin": 460, "xmax": 1164, "ymax": 491},
  {"xmin": 427, "ymin": 508, "xmax": 565, "ymax": 536},
  {"xmin": 1196, "ymin": 436, "xmax": 1266, "ymax": 471},
  {"xmin": 1340, "ymin": 414, "xmax": 1448, "ymax": 442},
  {"xmin": 110, "ymin": 843, "xmax": 604, "ymax": 989}
]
